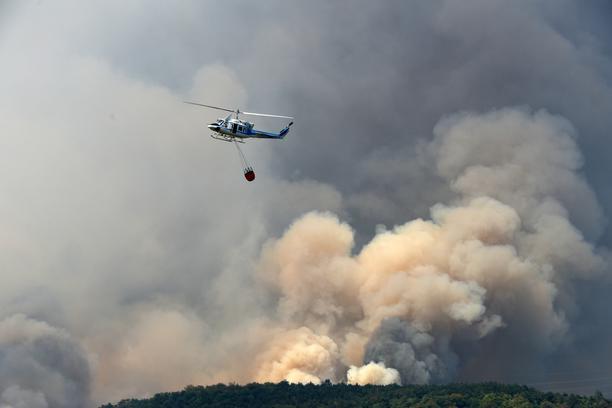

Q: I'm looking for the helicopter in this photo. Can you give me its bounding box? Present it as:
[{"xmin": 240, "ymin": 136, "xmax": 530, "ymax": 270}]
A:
[
  {"xmin": 184, "ymin": 101, "xmax": 293, "ymax": 143},
  {"xmin": 185, "ymin": 101, "xmax": 294, "ymax": 182}
]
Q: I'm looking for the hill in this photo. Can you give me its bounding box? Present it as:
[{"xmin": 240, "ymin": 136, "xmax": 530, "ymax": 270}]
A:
[{"xmin": 100, "ymin": 382, "xmax": 611, "ymax": 407}]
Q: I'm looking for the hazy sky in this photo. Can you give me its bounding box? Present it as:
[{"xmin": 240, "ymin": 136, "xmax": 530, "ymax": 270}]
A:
[{"xmin": 1, "ymin": 1, "xmax": 612, "ymax": 407}]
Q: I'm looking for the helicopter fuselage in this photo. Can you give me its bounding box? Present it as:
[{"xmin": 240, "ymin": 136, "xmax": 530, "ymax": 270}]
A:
[
  {"xmin": 208, "ymin": 118, "xmax": 253, "ymax": 139},
  {"xmin": 207, "ymin": 117, "xmax": 292, "ymax": 141}
]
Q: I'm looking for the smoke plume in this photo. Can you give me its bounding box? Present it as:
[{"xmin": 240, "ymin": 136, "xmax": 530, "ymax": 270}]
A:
[
  {"xmin": 252, "ymin": 108, "xmax": 606, "ymax": 386},
  {"xmin": 0, "ymin": 315, "xmax": 90, "ymax": 408},
  {"xmin": 1, "ymin": 1, "xmax": 612, "ymax": 405}
]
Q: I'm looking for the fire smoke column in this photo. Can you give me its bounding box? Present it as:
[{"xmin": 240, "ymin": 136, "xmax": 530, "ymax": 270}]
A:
[
  {"xmin": 254, "ymin": 327, "xmax": 340, "ymax": 384},
  {"xmin": 254, "ymin": 107, "xmax": 607, "ymax": 386}
]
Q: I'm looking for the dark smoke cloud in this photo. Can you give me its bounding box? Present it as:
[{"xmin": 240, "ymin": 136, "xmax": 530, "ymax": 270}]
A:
[
  {"xmin": 0, "ymin": 315, "xmax": 90, "ymax": 408},
  {"xmin": 232, "ymin": 0, "xmax": 612, "ymax": 242},
  {"xmin": 1, "ymin": 0, "xmax": 612, "ymax": 405},
  {"xmin": 365, "ymin": 318, "xmax": 457, "ymax": 385}
]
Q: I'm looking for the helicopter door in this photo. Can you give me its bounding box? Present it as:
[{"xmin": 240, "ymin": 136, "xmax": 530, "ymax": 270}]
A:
[{"xmin": 232, "ymin": 123, "xmax": 238, "ymax": 133}]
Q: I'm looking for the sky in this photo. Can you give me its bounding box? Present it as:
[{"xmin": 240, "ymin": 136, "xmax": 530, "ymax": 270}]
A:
[{"xmin": 1, "ymin": 1, "xmax": 612, "ymax": 407}]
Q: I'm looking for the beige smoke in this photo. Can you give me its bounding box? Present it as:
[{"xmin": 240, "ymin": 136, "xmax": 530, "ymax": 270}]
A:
[
  {"xmin": 254, "ymin": 327, "xmax": 339, "ymax": 384},
  {"xmin": 92, "ymin": 307, "xmax": 213, "ymax": 399},
  {"xmin": 86, "ymin": 107, "xmax": 603, "ymax": 390},
  {"xmin": 252, "ymin": 108, "xmax": 605, "ymax": 385}
]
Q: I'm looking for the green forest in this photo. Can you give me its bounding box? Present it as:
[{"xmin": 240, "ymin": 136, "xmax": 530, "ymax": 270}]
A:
[{"xmin": 100, "ymin": 382, "xmax": 611, "ymax": 408}]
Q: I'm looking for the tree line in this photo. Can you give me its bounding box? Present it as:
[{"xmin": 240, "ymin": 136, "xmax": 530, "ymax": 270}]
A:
[{"xmin": 100, "ymin": 381, "xmax": 611, "ymax": 408}]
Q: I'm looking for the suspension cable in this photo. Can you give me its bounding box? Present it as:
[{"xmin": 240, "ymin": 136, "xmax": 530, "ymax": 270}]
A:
[{"xmin": 233, "ymin": 139, "xmax": 250, "ymax": 169}]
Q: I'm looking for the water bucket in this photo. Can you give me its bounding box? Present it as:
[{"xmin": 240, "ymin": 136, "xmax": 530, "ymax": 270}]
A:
[{"xmin": 244, "ymin": 168, "xmax": 255, "ymax": 182}]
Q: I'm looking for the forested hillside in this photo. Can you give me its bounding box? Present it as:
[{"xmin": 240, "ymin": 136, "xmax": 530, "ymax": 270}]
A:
[{"xmin": 101, "ymin": 382, "xmax": 610, "ymax": 407}]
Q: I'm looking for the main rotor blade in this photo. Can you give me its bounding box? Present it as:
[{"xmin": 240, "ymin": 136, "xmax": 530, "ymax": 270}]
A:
[
  {"xmin": 241, "ymin": 111, "xmax": 294, "ymax": 119},
  {"xmin": 184, "ymin": 101, "xmax": 235, "ymax": 113}
]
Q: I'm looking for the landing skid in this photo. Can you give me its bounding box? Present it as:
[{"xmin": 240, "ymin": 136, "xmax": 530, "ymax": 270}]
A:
[{"xmin": 210, "ymin": 134, "xmax": 245, "ymax": 143}]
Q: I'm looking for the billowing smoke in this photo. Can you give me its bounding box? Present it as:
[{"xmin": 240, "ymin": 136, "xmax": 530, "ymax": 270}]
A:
[
  {"xmin": 347, "ymin": 362, "xmax": 400, "ymax": 386},
  {"xmin": 252, "ymin": 108, "xmax": 606, "ymax": 385},
  {"xmin": 364, "ymin": 318, "xmax": 453, "ymax": 385},
  {"xmin": 1, "ymin": 0, "xmax": 612, "ymax": 405},
  {"xmin": 254, "ymin": 327, "xmax": 339, "ymax": 384},
  {"xmin": 0, "ymin": 315, "xmax": 90, "ymax": 408}
]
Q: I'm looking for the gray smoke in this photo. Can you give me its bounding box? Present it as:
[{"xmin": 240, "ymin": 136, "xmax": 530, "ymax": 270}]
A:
[
  {"xmin": 365, "ymin": 318, "xmax": 456, "ymax": 385},
  {"xmin": 0, "ymin": 315, "xmax": 90, "ymax": 408},
  {"xmin": 1, "ymin": 0, "xmax": 612, "ymax": 405}
]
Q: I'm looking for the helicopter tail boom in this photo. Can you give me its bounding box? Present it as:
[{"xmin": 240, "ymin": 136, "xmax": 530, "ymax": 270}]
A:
[{"xmin": 250, "ymin": 122, "xmax": 293, "ymax": 139}]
